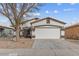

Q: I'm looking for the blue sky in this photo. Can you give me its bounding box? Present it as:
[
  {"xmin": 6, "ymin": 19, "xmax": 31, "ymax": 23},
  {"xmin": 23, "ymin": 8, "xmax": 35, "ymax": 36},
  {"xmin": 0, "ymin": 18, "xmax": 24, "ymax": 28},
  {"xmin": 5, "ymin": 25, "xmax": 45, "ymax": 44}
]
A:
[{"xmin": 0, "ymin": 3, "xmax": 79, "ymax": 26}]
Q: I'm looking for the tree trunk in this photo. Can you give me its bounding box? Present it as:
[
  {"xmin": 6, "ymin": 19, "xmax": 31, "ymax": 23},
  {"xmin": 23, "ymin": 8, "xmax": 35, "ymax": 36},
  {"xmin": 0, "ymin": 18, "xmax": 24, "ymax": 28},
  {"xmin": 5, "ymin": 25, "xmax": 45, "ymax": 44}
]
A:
[{"xmin": 16, "ymin": 26, "xmax": 20, "ymax": 41}]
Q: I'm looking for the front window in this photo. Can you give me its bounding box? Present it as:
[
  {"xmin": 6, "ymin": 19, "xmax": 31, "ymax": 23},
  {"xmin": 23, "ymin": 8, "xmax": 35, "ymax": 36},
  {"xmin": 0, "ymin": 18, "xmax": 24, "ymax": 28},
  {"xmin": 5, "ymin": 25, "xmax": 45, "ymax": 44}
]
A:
[{"xmin": 46, "ymin": 19, "xmax": 50, "ymax": 24}]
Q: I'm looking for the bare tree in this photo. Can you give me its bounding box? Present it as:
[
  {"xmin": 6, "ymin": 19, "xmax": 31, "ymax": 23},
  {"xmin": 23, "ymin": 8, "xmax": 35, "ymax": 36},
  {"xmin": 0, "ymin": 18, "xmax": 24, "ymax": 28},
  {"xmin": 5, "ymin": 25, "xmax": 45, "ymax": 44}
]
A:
[{"xmin": 0, "ymin": 3, "xmax": 40, "ymax": 41}]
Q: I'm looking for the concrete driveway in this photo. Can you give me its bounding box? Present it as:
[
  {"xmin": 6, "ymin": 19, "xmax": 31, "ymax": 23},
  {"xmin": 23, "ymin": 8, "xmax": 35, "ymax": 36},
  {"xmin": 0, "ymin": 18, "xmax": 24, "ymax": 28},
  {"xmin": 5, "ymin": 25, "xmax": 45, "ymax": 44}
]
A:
[
  {"xmin": 32, "ymin": 39, "xmax": 79, "ymax": 49},
  {"xmin": 0, "ymin": 39, "xmax": 79, "ymax": 56}
]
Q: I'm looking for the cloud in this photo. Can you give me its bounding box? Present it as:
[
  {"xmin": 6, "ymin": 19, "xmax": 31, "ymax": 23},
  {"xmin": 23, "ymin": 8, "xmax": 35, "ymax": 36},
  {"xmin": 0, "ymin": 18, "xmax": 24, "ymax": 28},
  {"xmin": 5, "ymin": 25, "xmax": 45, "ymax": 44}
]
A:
[
  {"xmin": 70, "ymin": 3, "xmax": 76, "ymax": 5},
  {"xmin": 63, "ymin": 8, "xmax": 74, "ymax": 11},
  {"xmin": 45, "ymin": 10, "xmax": 49, "ymax": 14},
  {"xmin": 53, "ymin": 10, "xmax": 59, "ymax": 14},
  {"xmin": 57, "ymin": 3, "xmax": 62, "ymax": 6},
  {"xmin": 32, "ymin": 13, "xmax": 40, "ymax": 16}
]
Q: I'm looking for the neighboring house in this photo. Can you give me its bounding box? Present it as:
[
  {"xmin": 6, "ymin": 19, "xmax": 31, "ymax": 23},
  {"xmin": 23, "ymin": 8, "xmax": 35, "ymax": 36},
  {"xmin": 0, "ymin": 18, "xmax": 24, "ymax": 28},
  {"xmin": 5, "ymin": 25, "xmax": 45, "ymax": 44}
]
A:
[
  {"xmin": 0, "ymin": 25, "xmax": 14, "ymax": 37},
  {"xmin": 22, "ymin": 17, "xmax": 66, "ymax": 39},
  {"xmin": 65, "ymin": 24, "xmax": 79, "ymax": 40}
]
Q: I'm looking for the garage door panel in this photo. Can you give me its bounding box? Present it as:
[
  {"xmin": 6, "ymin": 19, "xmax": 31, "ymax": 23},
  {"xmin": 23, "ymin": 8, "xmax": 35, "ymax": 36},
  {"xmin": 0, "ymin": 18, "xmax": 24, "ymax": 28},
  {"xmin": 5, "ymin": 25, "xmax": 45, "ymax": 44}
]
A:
[{"xmin": 35, "ymin": 28, "xmax": 60, "ymax": 39}]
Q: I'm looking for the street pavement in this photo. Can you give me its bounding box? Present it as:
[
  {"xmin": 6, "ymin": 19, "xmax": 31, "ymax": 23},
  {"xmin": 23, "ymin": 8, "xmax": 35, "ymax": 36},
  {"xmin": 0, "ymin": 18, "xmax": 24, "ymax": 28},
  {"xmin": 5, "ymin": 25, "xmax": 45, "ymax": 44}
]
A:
[{"xmin": 0, "ymin": 39, "xmax": 79, "ymax": 56}]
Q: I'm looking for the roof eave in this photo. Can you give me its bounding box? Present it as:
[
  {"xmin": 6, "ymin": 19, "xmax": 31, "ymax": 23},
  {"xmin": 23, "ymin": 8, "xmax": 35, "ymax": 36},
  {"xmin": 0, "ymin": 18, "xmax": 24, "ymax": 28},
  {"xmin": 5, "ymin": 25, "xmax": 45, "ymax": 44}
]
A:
[{"xmin": 31, "ymin": 17, "xmax": 66, "ymax": 24}]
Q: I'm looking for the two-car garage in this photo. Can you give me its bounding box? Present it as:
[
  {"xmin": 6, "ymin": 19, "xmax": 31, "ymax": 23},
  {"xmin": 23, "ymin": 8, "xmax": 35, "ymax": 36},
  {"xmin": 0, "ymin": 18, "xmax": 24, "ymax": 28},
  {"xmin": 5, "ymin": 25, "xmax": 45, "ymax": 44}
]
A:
[
  {"xmin": 34, "ymin": 26, "xmax": 61, "ymax": 39},
  {"xmin": 31, "ymin": 17, "xmax": 65, "ymax": 39}
]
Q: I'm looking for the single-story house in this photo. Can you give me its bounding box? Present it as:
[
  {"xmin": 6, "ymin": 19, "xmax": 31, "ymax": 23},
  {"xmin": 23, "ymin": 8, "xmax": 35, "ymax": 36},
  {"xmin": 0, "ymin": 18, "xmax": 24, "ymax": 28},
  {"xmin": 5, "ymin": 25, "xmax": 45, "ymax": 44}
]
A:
[
  {"xmin": 22, "ymin": 17, "xmax": 66, "ymax": 39},
  {"xmin": 65, "ymin": 24, "xmax": 79, "ymax": 40}
]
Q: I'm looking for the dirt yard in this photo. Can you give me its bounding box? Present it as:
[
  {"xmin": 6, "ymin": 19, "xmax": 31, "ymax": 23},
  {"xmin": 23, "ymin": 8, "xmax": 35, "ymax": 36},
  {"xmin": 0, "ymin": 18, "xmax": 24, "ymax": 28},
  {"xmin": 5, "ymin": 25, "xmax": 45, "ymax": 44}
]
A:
[{"xmin": 0, "ymin": 38, "xmax": 34, "ymax": 48}]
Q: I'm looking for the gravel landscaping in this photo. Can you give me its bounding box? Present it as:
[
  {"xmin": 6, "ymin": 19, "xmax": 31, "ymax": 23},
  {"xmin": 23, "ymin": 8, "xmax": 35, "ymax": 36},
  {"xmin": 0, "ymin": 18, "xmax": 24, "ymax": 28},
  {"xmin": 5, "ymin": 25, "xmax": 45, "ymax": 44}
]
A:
[
  {"xmin": 0, "ymin": 38, "xmax": 34, "ymax": 48},
  {"xmin": 66, "ymin": 39, "xmax": 79, "ymax": 45}
]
